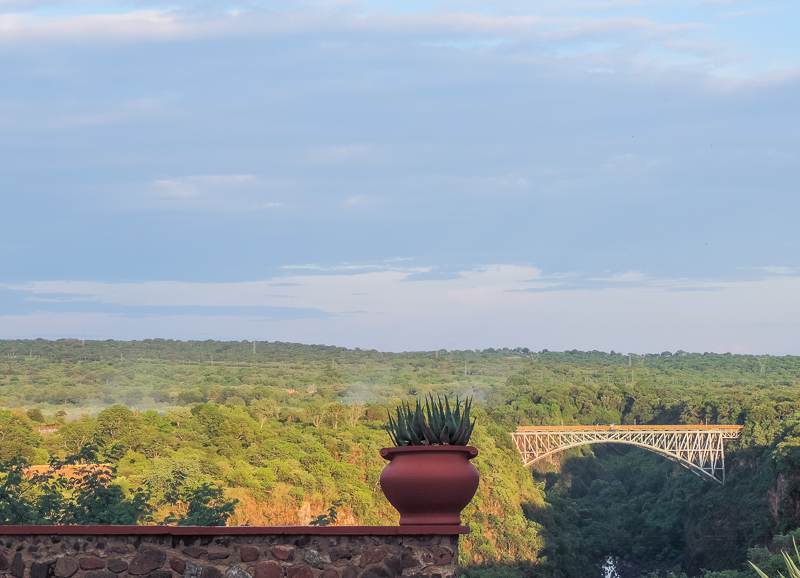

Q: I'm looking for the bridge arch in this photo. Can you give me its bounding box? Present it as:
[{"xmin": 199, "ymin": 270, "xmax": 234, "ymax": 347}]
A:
[{"xmin": 511, "ymin": 425, "xmax": 743, "ymax": 483}]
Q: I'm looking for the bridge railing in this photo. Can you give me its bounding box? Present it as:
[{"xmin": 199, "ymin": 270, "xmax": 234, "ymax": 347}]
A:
[{"xmin": 515, "ymin": 425, "xmax": 743, "ymax": 432}]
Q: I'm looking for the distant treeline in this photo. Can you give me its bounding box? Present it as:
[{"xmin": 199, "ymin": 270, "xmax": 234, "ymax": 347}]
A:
[{"xmin": 1, "ymin": 339, "xmax": 797, "ymax": 414}]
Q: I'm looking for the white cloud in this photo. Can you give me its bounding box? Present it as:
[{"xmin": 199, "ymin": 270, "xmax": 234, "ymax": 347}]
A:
[
  {"xmin": 152, "ymin": 174, "xmax": 257, "ymax": 196},
  {"xmin": 343, "ymin": 195, "xmax": 379, "ymax": 208},
  {"xmin": 153, "ymin": 179, "xmax": 198, "ymax": 198},
  {"xmin": 0, "ymin": 11, "xmax": 193, "ymax": 43},
  {"xmin": 761, "ymin": 266, "xmax": 792, "ymax": 275},
  {"xmin": 141, "ymin": 174, "xmax": 287, "ymax": 211},
  {"xmin": 0, "ymin": 97, "xmax": 172, "ymax": 130},
  {"xmin": 0, "ymin": 1, "xmax": 789, "ymax": 83},
  {"xmin": 720, "ymin": 7, "xmax": 777, "ymax": 19},
  {"xmin": 590, "ymin": 271, "xmax": 647, "ymax": 282},
  {"xmin": 6, "ymin": 266, "xmax": 800, "ymax": 353},
  {"xmin": 0, "ymin": 8, "xmax": 742, "ymax": 77}
]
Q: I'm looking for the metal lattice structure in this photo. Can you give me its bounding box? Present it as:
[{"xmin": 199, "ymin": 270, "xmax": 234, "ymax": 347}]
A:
[{"xmin": 511, "ymin": 425, "xmax": 743, "ymax": 483}]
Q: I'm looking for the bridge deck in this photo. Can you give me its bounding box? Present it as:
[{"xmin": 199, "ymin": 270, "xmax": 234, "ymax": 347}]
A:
[{"xmin": 516, "ymin": 425, "xmax": 743, "ymax": 432}]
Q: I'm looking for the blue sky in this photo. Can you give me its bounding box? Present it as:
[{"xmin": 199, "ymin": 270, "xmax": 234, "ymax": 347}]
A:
[{"xmin": 1, "ymin": 0, "xmax": 799, "ymax": 353}]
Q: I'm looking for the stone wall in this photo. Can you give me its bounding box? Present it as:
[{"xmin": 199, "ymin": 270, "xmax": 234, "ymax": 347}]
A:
[{"xmin": 0, "ymin": 528, "xmax": 462, "ymax": 578}]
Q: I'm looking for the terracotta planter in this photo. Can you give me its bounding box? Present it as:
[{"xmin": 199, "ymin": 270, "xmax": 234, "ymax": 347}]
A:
[{"xmin": 379, "ymin": 445, "xmax": 480, "ymax": 525}]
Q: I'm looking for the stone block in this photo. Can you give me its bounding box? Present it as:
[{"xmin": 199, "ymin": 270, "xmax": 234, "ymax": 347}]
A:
[
  {"xmin": 422, "ymin": 547, "xmax": 452, "ymax": 566},
  {"xmin": 400, "ymin": 548, "xmax": 419, "ymax": 569},
  {"xmin": 108, "ymin": 560, "xmax": 129, "ymax": 574},
  {"xmin": 170, "ymin": 559, "xmax": 186, "ymax": 574},
  {"xmin": 208, "ymin": 553, "xmax": 229, "ymax": 561},
  {"xmin": 286, "ymin": 566, "xmax": 314, "ymax": 578},
  {"xmin": 225, "ymin": 567, "xmax": 252, "ymax": 578},
  {"xmin": 31, "ymin": 561, "xmax": 51, "ymax": 578},
  {"xmin": 240, "ymin": 547, "xmax": 259, "ymax": 562},
  {"xmin": 320, "ymin": 569, "xmax": 339, "ymax": 578},
  {"xmin": 361, "ymin": 568, "xmax": 391, "ymax": 578},
  {"xmin": 254, "ymin": 561, "xmax": 284, "ymax": 578},
  {"xmin": 130, "ymin": 547, "xmax": 168, "ymax": 575},
  {"xmin": 11, "ymin": 552, "xmax": 25, "ymax": 578},
  {"xmin": 184, "ymin": 561, "xmax": 202, "ymax": 578},
  {"xmin": 201, "ymin": 567, "xmax": 222, "ymax": 578},
  {"xmin": 183, "ymin": 548, "xmax": 208, "ymax": 559},
  {"xmin": 384, "ymin": 556, "xmax": 401, "ymax": 576},
  {"xmin": 81, "ymin": 557, "xmax": 106, "ymax": 570},
  {"xmin": 341, "ymin": 567, "xmax": 359, "ymax": 578},
  {"xmin": 147, "ymin": 571, "xmax": 173, "ymax": 578},
  {"xmin": 54, "ymin": 557, "xmax": 79, "ymax": 578},
  {"xmin": 359, "ymin": 550, "xmax": 385, "ymax": 568},
  {"xmin": 302, "ymin": 550, "xmax": 322, "ymax": 570},
  {"xmin": 86, "ymin": 571, "xmax": 117, "ymax": 578},
  {"xmin": 329, "ymin": 548, "xmax": 352, "ymax": 562},
  {"xmin": 270, "ymin": 548, "xmax": 293, "ymax": 562}
]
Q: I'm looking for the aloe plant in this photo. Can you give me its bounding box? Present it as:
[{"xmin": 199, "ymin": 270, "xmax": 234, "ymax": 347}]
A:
[{"xmin": 387, "ymin": 394, "xmax": 476, "ymax": 446}]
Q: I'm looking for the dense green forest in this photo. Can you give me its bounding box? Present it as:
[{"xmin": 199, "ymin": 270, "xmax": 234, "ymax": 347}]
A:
[{"xmin": 3, "ymin": 339, "xmax": 800, "ymax": 578}]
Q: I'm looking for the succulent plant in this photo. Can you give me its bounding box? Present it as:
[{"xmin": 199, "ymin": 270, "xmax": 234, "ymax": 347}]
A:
[{"xmin": 387, "ymin": 394, "xmax": 476, "ymax": 446}]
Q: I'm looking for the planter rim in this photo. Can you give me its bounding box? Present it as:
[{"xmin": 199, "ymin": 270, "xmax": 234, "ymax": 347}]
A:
[{"xmin": 380, "ymin": 445, "xmax": 478, "ymax": 459}]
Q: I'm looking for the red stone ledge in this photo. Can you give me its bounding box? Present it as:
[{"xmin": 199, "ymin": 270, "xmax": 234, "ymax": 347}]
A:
[{"xmin": 0, "ymin": 525, "xmax": 469, "ymax": 536}]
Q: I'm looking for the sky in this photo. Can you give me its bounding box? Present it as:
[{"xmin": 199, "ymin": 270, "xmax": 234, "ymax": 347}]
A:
[{"xmin": 1, "ymin": 0, "xmax": 799, "ymax": 354}]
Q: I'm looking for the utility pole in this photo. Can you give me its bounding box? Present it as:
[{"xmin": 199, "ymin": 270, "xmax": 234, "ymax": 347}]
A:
[{"xmin": 253, "ymin": 341, "xmax": 256, "ymax": 354}]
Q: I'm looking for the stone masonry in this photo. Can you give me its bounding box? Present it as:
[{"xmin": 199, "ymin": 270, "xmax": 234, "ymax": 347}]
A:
[{"xmin": 0, "ymin": 532, "xmax": 459, "ymax": 578}]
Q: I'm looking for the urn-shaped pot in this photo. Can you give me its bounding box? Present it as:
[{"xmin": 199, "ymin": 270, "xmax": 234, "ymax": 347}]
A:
[{"xmin": 379, "ymin": 445, "xmax": 479, "ymax": 525}]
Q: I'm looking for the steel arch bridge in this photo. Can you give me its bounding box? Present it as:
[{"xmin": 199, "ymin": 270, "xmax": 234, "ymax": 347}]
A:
[{"xmin": 511, "ymin": 425, "xmax": 743, "ymax": 483}]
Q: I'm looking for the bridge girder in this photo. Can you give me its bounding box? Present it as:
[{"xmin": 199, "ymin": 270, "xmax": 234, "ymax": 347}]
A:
[{"xmin": 511, "ymin": 426, "xmax": 743, "ymax": 484}]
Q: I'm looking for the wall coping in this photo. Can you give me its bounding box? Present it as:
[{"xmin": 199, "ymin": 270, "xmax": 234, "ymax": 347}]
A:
[{"xmin": 0, "ymin": 525, "xmax": 469, "ymax": 536}]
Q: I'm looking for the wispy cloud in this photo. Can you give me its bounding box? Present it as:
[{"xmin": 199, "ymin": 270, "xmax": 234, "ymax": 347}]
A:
[
  {"xmin": 720, "ymin": 7, "xmax": 777, "ymax": 19},
  {"xmin": 139, "ymin": 175, "xmax": 288, "ymax": 211},
  {"xmin": 0, "ymin": 97, "xmax": 172, "ymax": 130},
  {"xmin": 4, "ymin": 265, "xmax": 800, "ymax": 353},
  {"xmin": 761, "ymin": 266, "xmax": 792, "ymax": 275},
  {"xmin": 0, "ymin": 7, "xmax": 744, "ymax": 77},
  {"xmin": 152, "ymin": 175, "xmax": 256, "ymax": 199},
  {"xmin": 590, "ymin": 271, "xmax": 647, "ymax": 282}
]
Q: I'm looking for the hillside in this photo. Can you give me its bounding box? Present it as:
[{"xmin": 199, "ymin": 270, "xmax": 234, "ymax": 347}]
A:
[{"xmin": 3, "ymin": 339, "xmax": 800, "ymax": 577}]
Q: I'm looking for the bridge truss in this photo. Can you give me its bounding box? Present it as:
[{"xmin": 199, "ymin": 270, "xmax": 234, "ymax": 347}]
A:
[{"xmin": 511, "ymin": 425, "xmax": 743, "ymax": 483}]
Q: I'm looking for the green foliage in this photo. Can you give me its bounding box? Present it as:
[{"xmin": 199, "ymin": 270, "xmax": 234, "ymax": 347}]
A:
[
  {"xmin": 388, "ymin": 395, "xmax": 475, "ymax": 446},
  {"xmin": 309, "ymin": 499, "xmax": 343, "ymax": 526},
  {"xmin": 0, "ymin": 456, "xmax": 49, "ymax": 524},
  {"xmin": 0, "ymin": 444, "xmax": 152, "ymax": 525},
  {"xmin": 6, "ymin": 340, "xmax": 800, "ymax": 576},
  {"xmin": 750, "ymin": 538, "xmax": 800, "ymax": 578},
  {"xmin": 164, "ymin": 483, "xmax": 238, "ymax": 526}
]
